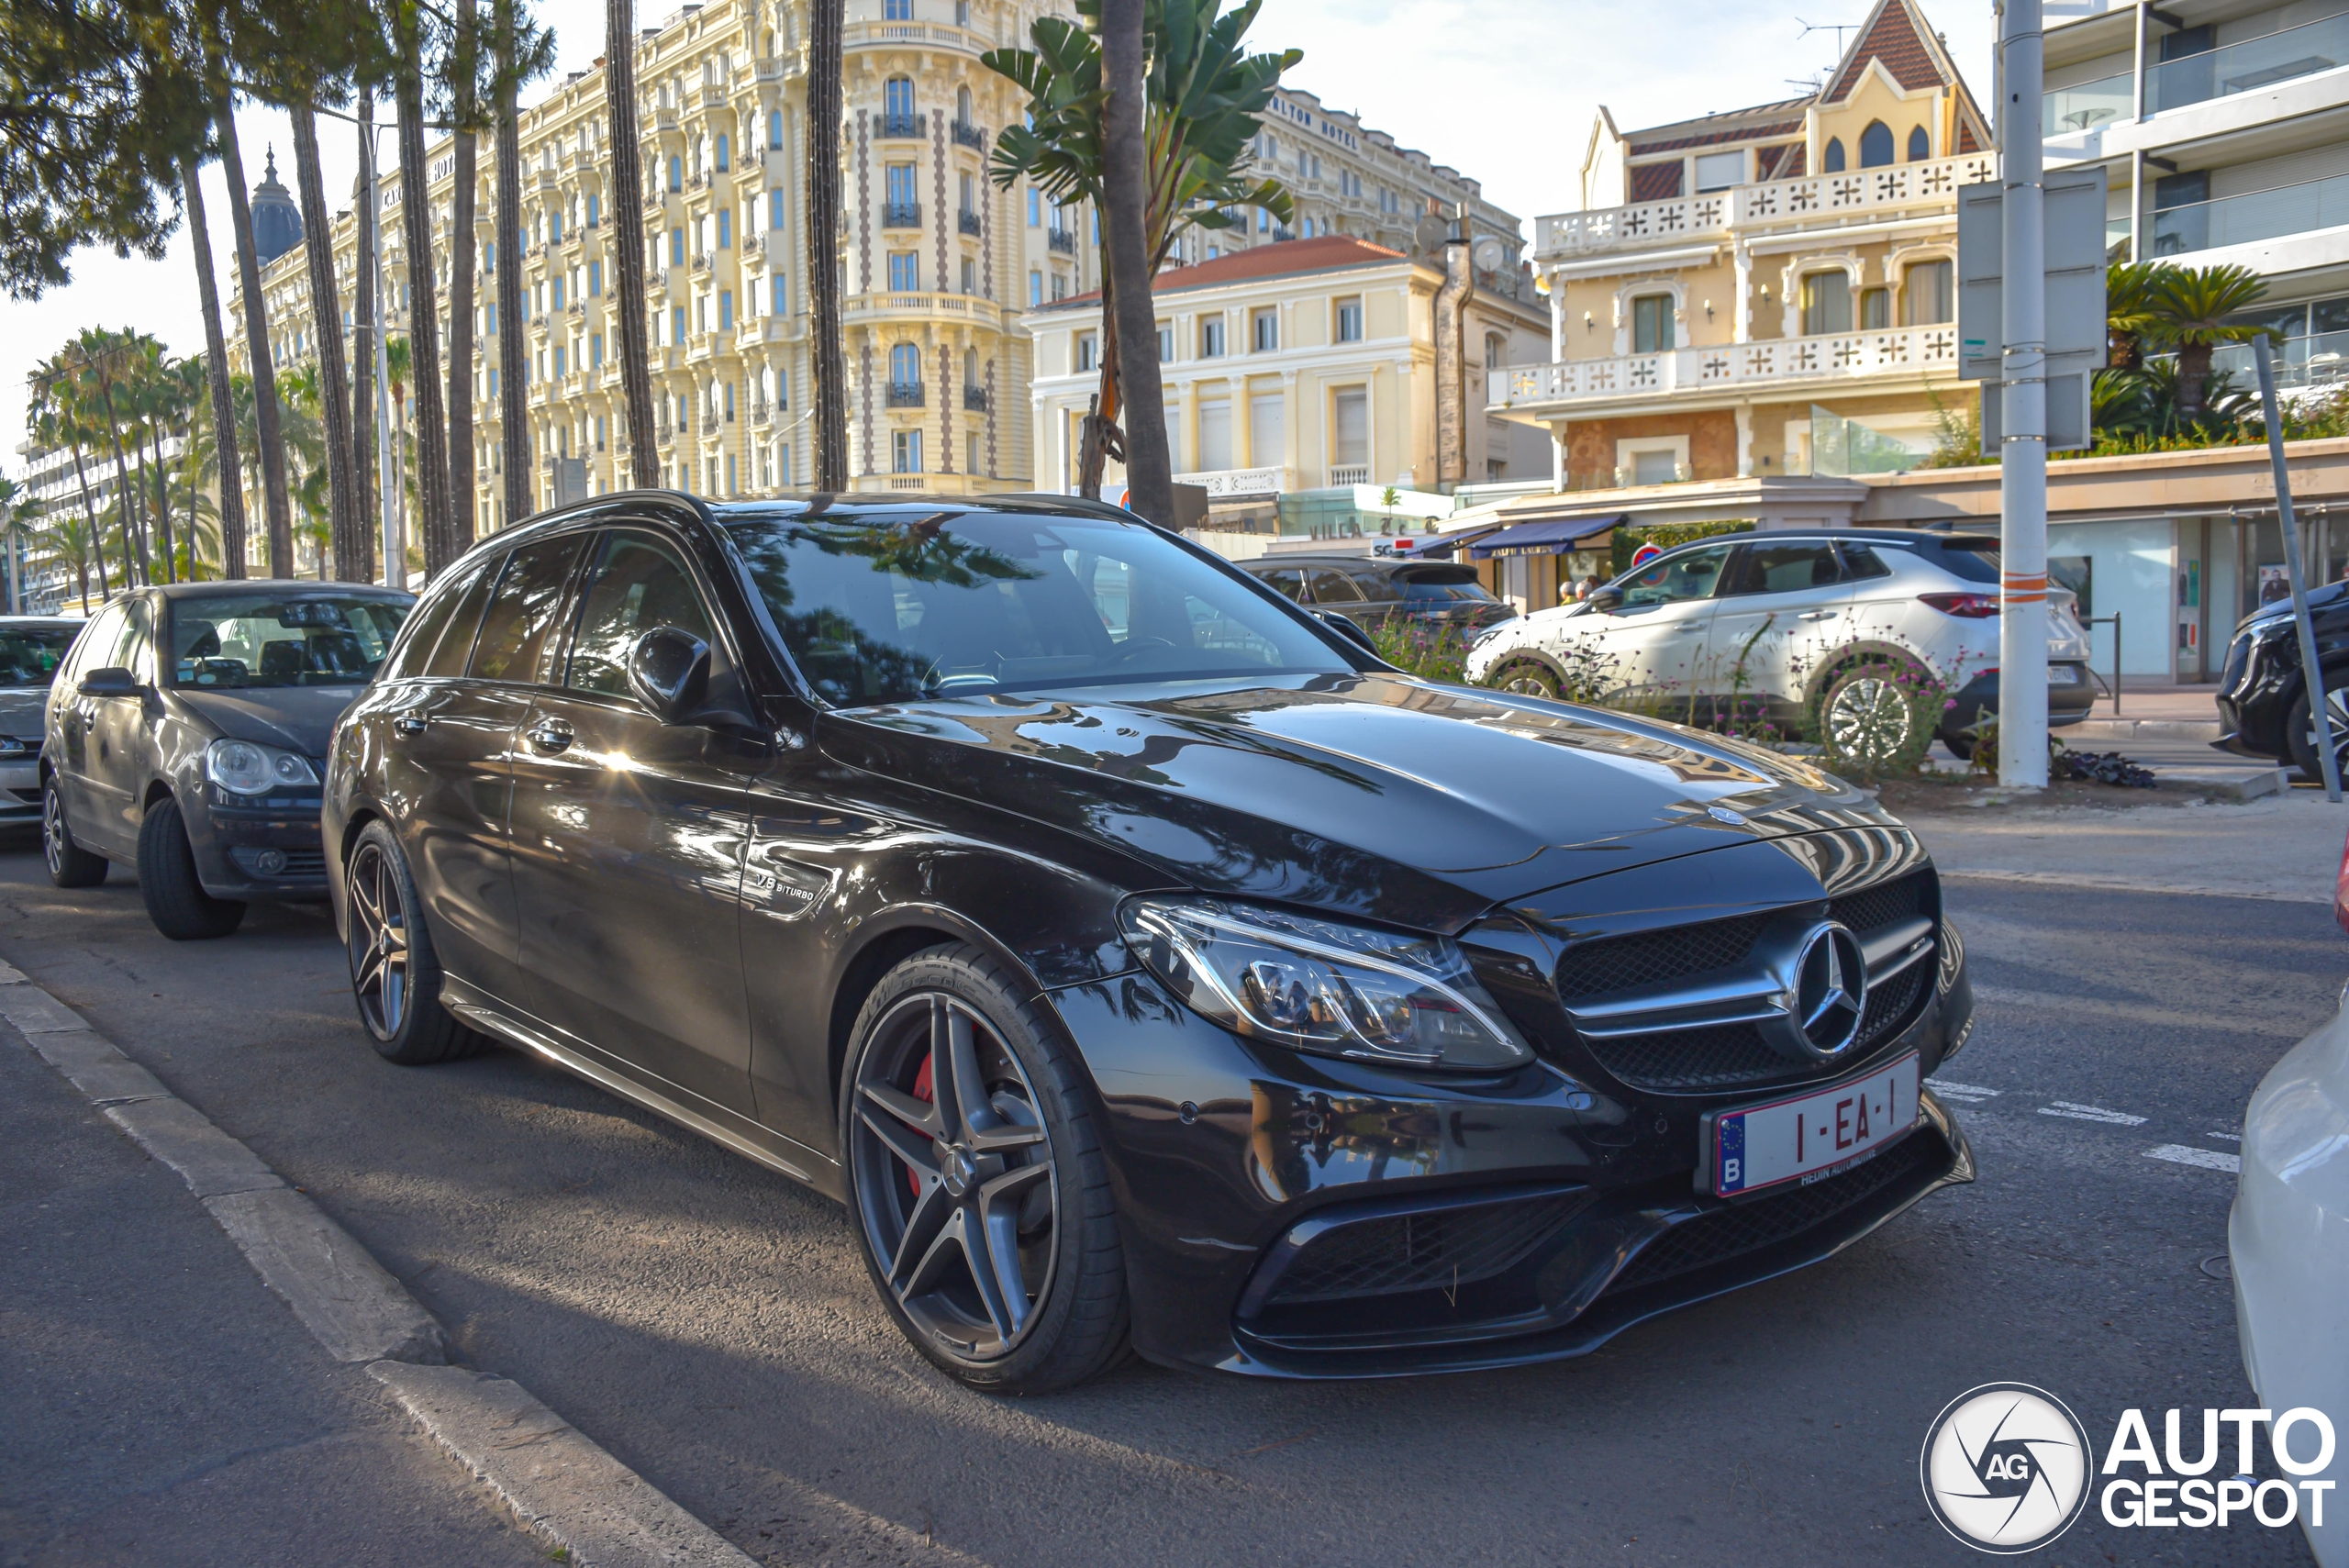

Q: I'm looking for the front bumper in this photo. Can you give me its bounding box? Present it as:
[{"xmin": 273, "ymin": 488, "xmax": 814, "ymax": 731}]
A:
[
  {"xmin": 0, "ymin": 759, "xmax": 39, "ymax": 821},
  {"xmin": 1054, "ymin": 940, "xmax": 1976, "ymax": 1378},
  {"xmin": 187, "ymin": 783, "xmax": 330, "ymax": 900}
]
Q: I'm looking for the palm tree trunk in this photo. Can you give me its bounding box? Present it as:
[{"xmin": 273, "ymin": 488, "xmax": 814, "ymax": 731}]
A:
[
  {"xmin": 216, "ymin": 106, "xmax": 295, "ymax": 579},
  {"xmin": 1099, "ymin": 0, "xmax": 1171, "ymax": 526},
  {"xmin": 807, "ymin": 0, "xmax": 847, "ymax": 489},
  {"xmin": 604, "ymin": 0, "xmax": 658, "ymax": 487},
  {"xmin": 395, "ymin": 7, "xmax": 455, "ymax": 574},
  {"xmin": 352, "ymin": 87, "xmax": 381, "ymax": 584},
  {"xmin": 89, "ymin": 362, "xmax": 147, "ymax": 586},
  {"xmin": 2177, "ymin": 342, "xmax": 2212, "ymax": 422},
  {"xmin": 498, "ymin": 0, "xmax": 530, "ymax": 519},
  {"xmin": 290, "ymin": 106, "xmax": 363, "ymax": 582},
  {"xmin": 444, "ymin": 0, "xmax": 480, "ymax": 569},
  {"xmin": 66, "ymin": 446, "xmax": 110, "ymax": 605},
  {"xmin": 147, "ymin": 421, "xmax": 177, "ymax": 584}
]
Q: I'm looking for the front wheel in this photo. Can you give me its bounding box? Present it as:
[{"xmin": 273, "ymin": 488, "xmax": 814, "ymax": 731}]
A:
[
  {"xmin": 841, "ymin": 945, "xmax": 1128, "ymax": 1394},
  {"xmin": 1818, "ymin": 661, "xmax": 1927, "ymax": 769},
  {"xmin": 137, "ymin": 796, "xmax": 244, "ymax": 940},
  {"xmin": 2286, "ymin": 674, "xmax": 2349, "ymax": 783},
  {"xmin": 1492, "ymin": 661, "xmax": 1561, "ymax": 699},
  {"xmin": 345, "ymin": 820, "xmax": 483, "ymax": 1065},
  {"xmin": 42, "ymin": 777, "xmax": 106, "ymax": 888}
]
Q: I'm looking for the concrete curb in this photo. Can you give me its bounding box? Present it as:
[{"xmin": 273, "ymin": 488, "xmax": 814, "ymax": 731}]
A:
[
  {"xmin": 2066, "ymin": 718, "xmax": 2226, "ymax": 742},
  {"xmin": 370, "ymin": 1362, "xmax": 759, "ymax": 1568},
  {"xmin": 2, "ymin": 954, "xmax": 754, "ymax": 1566},
  {"xmin": 2148, "ymin": 766, "xmax": 2285, "ymax": 801}
]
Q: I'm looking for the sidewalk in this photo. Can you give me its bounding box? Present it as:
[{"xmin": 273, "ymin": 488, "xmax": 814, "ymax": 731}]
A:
[{"xmin": 0, "ymin": 1015, "xmax": 549, "ymax": 1568}]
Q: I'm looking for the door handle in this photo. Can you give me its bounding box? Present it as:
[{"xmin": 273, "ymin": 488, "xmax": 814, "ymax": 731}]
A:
[
  {"xmin": 392, "ymin": 714, "xmax": 429, "ymax": 737},
  {"xmin": 1798, "ymin": 609, "xmax": 1841, "ymax": 621},
  {"xmin": 526, "ymin": 720, "xmax": 574, "ymax": 754}
]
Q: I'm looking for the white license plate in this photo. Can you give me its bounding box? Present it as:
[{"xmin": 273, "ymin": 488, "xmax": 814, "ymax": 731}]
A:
[
  {"xmin": 2047, "ymin": 664, "xmax": 2082, "ymax": 685},
  {"xmin": 1706, "ymin": 1053, "xmax": 1920, "ymax": 1197}
]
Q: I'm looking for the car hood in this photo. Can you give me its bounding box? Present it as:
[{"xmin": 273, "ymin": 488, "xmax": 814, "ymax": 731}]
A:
[
  {"xmin": 821, "ymin": 673, "xmax": 1903, "ymax": 925},
  {"xmin": 0, "ymin": 684, "xmax": 53, "ymax": 741},
  {"xmin": 168, "ymin": 685, "xmax": 364, "ymax": 757}
]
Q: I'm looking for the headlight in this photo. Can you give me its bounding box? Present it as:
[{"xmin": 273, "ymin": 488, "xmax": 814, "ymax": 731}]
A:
[
  {"xmin": 206, "ymin": 738, "xmax": 318, "ymax": 795},
  {"xmin": 1118, "ymin": 896, "xmax": 1532, "ymax": 1071},
  {"xmin": 0, "ymin": 736, "xmax": 28, "ymax": 758}
]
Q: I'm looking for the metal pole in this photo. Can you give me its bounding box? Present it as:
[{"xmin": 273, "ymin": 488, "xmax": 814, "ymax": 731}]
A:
[
  {"xmin": 2253, "ymin": 344, "xmax": 2343, "ymax": 801},
  {"xmin": 1999, "ymin": 0, "xmax": 2052, "ymax": 788}
]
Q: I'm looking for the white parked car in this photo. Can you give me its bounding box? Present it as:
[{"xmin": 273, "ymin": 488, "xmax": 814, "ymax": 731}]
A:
[
  {"xmin": 1462, "ymin": 529, "xmax": 2096, "ymax": 759},
  {"xmin": 2232, "ymin": 834, "xmax": 2349, "ymax": 1568}
]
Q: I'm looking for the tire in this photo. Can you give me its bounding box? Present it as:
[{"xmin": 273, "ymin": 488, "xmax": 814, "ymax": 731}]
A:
[
  {"xmin": 2286, "ymin": 673, "xmax": 2349, "ymax": 784},
  {"xmin": 136, "ymin": 796, "xmax": 244, "ymax": 940},
  {"xmin": 1817, "ymin": 660, "xmax": 1926, "ymax": 767},
  {"xmin": 1941, "ymin": 731, "xmax": 1978, "ymax": 762},
  {"xmin": 42, "ymin": 776, "xmax": 107, "ymax": 888},
  {"xmin": 1492, "ymin": 661, "xmax": 1561, "ymax": 699},
  {"xmin": 841, "ymin": 943, "xmax": 1129, "ymax": 1394},
  {"xmin": 344, "ymin": 819, "xmax": 483, "ymax": 1065}
]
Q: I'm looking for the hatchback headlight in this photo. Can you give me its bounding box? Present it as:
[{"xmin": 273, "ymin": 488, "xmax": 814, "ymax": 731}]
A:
[
  {"xmin": 206, "ymin": 738, "xmax": 318, "ymax": 795},
  {"xmin": 1118, "ymin": 896, "xmax": 1531, "ymax": 1071}
]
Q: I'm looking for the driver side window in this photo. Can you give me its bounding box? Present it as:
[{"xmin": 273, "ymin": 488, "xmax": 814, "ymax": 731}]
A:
[
  {"xmin": 1620, "ymin": 544, "xmax": 1733, "ymax": 608},
  {"xmin": 564, "ymin": 532, "xmax": 716, "ymax": 697}
]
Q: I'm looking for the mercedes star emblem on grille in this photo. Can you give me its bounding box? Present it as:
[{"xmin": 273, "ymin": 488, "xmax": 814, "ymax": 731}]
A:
[{"xmin": 1780, "ymin": 922, "xmax": 1868, "ymax": 1060}]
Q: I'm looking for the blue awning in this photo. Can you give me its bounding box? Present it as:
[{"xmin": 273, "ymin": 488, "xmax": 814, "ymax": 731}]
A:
[{"xmin": 1465, "ymin": 514, "xmax": 1625, "ymax": 560}]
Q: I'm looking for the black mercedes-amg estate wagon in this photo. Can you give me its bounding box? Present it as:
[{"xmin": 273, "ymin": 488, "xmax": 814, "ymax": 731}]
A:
[{"xmin": 324, "ymin": 491, "xmax": 1976, "ymax": 1392}]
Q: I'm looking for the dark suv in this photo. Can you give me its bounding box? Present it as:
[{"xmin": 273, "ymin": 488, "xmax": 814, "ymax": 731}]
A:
[
  {"xmin": 327, "ymin": 492, "xmax": 1975, "ymax": 1393},
  {"xmin": 1241, "ymin": 553, "xmax": 1519, "ymax": 635},
  {"xmin": 2215, "ymin": 580, "xmax": 2349, "ymax": 778}
]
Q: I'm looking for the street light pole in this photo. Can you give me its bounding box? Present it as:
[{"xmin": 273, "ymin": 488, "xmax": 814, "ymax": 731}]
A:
[{"xmin": 1998, "ymin": 0, "xmax": 2052, "ymax": 788}]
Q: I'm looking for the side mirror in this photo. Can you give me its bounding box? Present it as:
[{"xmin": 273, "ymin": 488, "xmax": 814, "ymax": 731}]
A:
[
  {"xmin": 626, "ymin": 627, "xmax": 712, "ymax": 724},
  {"xmin": 1586, "ymin": 587, "xmax": 1624, "ymax": 615},
  {"xmin": 1314, "ymin": 609, "xmax": 1378, "ymax": 655},
  {"xmin": 78, "ymin": 666, "xmax": 139, "ymax": 696}
]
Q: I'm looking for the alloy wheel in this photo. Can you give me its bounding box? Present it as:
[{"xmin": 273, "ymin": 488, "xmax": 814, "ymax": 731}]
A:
[
  {"xmin": 1826, "ymin": 674, "xmax": 1915, "ymax": 762},
  {"xmin": 41, "ymin": 787, "xmax": 67, "ymax": 879},
  {"xmin": 2304, "ymin": 684, "xmax": 2349, "ymax": 776},
  {"xmin": 850, "ymin": 993, "xmax": 1058, "ymax": 1362},
  {"xmin": 1500, "ymin": 670, "xmax": 1557, "ymax": 698},
  {"xmin": 346, "ymin": 841, "xmax": 410, "ymax": 1041}
]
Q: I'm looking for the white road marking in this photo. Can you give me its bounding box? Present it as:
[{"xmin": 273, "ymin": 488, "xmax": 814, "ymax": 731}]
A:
[
  {"xmin": 1926, "ymin": 1078, "xmax": 2000, "ymax": 1101},
  {"xmin": 2209, "ymin": 1132, "xmax": 2243, "ymax": 1142},
  {"xmin": 2037, "ymin": 1101, "xmax": 2150, "ymax": 1126},
  {"xmin": 2146, "ymin": 1144, "xmax": 2243, "ymax": 1174}
]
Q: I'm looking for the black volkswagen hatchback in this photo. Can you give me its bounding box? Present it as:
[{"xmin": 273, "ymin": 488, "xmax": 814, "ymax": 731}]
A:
[{"xmin": 326, "ymin": 493, "xmax": 1976, "ymax": 1392}]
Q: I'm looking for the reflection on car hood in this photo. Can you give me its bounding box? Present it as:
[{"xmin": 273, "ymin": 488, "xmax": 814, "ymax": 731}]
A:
[
  {"xmin": 824, "ymin": 673, "xmax": 1902, "ymax": 920},
  {"xmin": 170, "ymin": 686, "xmax": 364, "ymax": 756},
  {"xmin": 0, "ymin": 685, "xmax": 51, "ymax": 742}
]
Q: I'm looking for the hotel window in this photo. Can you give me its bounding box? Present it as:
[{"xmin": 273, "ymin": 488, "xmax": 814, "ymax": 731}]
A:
[
  {"xmin": 888, "ymin": 251, "xmax": 919, "ymax": 290},
  {"xmin": 1801, "ymin": 271, "xmax": 1852, "ymax": 335},
  {"xmin": 719, "ymin": 289, "xmax": 733, "ymax": 329},
  {"xmin": 1631, "ymin": 294, "xmax": 1675, "ymax": 353},
  {"xmin": 553, "ymin": 345, "xmax": 566, "ymax": 375},
  {"xmin": 1029, "ymin": 190, "xmax": 1041, "ymax": 226},
  {"xmin": 770, "ymin": 111, "xmax": 784, "ymax": 150},
  {"xmin": 591, "ymin": 333, "xmax": 603, "ymax": 366},
  {"xmin": 668, "ymin": 155, "xmax": 683, "ymax": 192},
  {"xmin": 670, "ymin": 228, "xmax": 685, "ymax": 266},
  {"xmin": 961, "ymin": 257, "xmax": 978, "ymax": 294},
  {"xmin": 1200, "ymin": 317, "xmax": 1225, "ymax": 357},
  {"xmin": 1051, "ymin": 273, "xmax": 1067, "ymax": 301},
  {"xmin": 551, "ymin": 277, "xmax": 565, "ymax": 309},
  {"xmin": 1694, "ymin": 150, "xmax": 1743, "ymax": 192},
  {"xmin": 1907, "ymin": 126, "xmax": 1930, "ymax": 161},
  {"xmin": 1860, "ymin": 286, "xmax": 1889, "ymax": 329},
  {"xmin": 716, "ymin": 133, "xmax": 730, "ymax": 172},
  {"xmin": 1901, "ymin": 260, "xmax": 1954, "ymax": 325},
  {"xmin": 1076, "ymin": 332, "xmax": 1097, "ymax": 372},
  {"xmin": 587, "ymin": 260, "xmax": 602, "ymax": 295},
  {"xmin": 772, "ymin": 275, "xmax": 787, "ymax": 313},
  {"xmin": 1157, "ymin": 322, "xmax": 1174, "ymax": 361},
  {"xmin": 1859, "ymin": 120, "xmax": 1894, "ymax": 169},
  {"xmin": 1334, "ymin": 295, "xmax": 1363, "ymax": 342},
  {"xmin": 885, "ymin": 77, "xmax": 915, "ymax": 122},
  {"xmin": 1030, "ymin": 270, "xmax": 1042, "ymax": 306},
  {"xmin": 1822, "ymin": 138, "xmax": 1846, "ymax": 173},
  {"xmin": 1331, "ymin": 386, "xmax": 1368, "ymax": 473},
  {"xmin": 718, "ymin": 210, "xmax": 731, "ymax": 248},
  {"xmin": 727, "ymin": 453, "xmax": 738, "ymax": 494},
  {"xmin": 672, "ymin": 305, "xmax": 687, "ymax": 341},
  {"xmin": 1252, "ymin": 307, "xmax": 1278, "ymax": 352},
  {"xmin": 586, "ymin": 194, "xmax": 599, "ymax": 227},
  {"xmin": 885, "ymin": 0, "xmax": 912, "ymax": 19},
  {"xmin": 893, "ymin": 428, "xmax": 923, "ymax": 472}
]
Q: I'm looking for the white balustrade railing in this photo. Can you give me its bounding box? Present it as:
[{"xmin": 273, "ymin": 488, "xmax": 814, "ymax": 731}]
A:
[
  {"xmin": 1535, "ymin": 154, "xmax": 1999, "ymax": 257},
  {"xmin": 1489, "ymin": 322, "xmax": 1962, "ymax": 407}
]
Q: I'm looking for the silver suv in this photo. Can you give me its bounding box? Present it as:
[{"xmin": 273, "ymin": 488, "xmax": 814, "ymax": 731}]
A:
[{"xmin": 1462, "ymin": 529, "xmax": 2096, "ymax": 758}]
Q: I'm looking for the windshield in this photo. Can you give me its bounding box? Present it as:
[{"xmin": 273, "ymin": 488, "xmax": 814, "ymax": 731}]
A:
[
  {"xmin": 166, "ymin": 595, "xmax": 412, "ymax": 689},
  {"xmin": 0, "ymin": 626, "xmax": 79, "ymax": 688},
  {"xmin": 723, "ymin": 510, "xmax": 1351, "ymax": 706}
]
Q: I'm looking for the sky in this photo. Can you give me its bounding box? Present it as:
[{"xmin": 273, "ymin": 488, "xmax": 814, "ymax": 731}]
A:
[{"xmin": 0, "ymin": 0, "xmax": 1999, "ymax": 472}]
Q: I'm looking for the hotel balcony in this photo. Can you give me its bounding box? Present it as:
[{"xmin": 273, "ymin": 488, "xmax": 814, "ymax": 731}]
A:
[
  {"xmin": 1489, "ymin": 321, "xmax": 1961, "ymax": 419},
  {"xmin": 842, "ymin": 290, "xmax": 1005, "ymax": 328},
  {"xmin": 2043, "ymin": 10, "xmax": 2349, "ymax": 138},
  {"xmin": 886, "ymin": 381, "xmax": 925, "ymax": 408},
  {"xmin": 1533, "ymin": 152, "xmax": 1998, "ymax": 261}
]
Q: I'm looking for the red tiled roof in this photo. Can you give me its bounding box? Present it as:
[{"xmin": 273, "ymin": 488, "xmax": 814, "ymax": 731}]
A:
[
  {"xmin": 1629, "ymin": 118, "xmax": 1805, "ymax": 156},
  {"xmin": 1956, "ymin": 119, "xmax": 1983, "ymax": 153},
  {"xmin": 1036, "ymin": 234, "xmax": 1410, "ymax": 310},
  {"xmin": 1629, "ymin": 162, "xmax": 1685, "ymax": 202},
  {"xmin": 1824, "ymin": 0, "xmax": 1948, "ymax": 102}
]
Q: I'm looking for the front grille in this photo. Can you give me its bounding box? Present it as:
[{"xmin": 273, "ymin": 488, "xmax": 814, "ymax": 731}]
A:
[
  {"xmin": 1584, "ymin": 1021, "xmax": 1798, "ymax": 1094},
  {"xmin": 1262, "ymin": 1191, "xmax": 1586, "ymax": 1307},
  {"xmin": 1603, "ymin": 1130, "xmax": 1943, "ymax": 1296},
  {"xmin": 1829, "ymin": 869, "xmax": 1932, "ymax": 937},
  {"xmin": 1553, "ymin": 912, "xmax": 1772, "ymax": 1000},
  {"xmin": 1856, "ymin": 952, "xmax": 1930, "ymax": 1052}
]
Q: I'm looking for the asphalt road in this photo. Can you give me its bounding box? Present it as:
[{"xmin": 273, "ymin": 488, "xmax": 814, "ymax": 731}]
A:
[{"xmin": 0, "ymin": 836, "xmax": 2339, "ymax": 1567}]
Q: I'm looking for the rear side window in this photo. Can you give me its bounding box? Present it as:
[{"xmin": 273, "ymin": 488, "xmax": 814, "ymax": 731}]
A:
[
  {"xmin": 384, "ymin": 569, "xmax": 472, "ymax": 680},
  {"xmin": 1840, "ymin": 543, "xmax": 1894, "ymax": 581},
  {"xmin": 423, "ymin": 561, "xmax": 499, "ymax": 678},
  {"xmin": 1392, "ymin": 565, "xmax": 1493, "ymax": 601},
  {"xmin": 1933, "ymin": 543, "xmax": 2000, "ymax": 584},
  {"xmin": 59, "ymin": 605, "xmax": 127, "ymax": 687},
  {"xmin": 1255, "ymin": 567, "xmax": 1307, "ymax": 603},
  {"xmin": 1307, "ymin": 567, "xmax": 1364, "ymax": 604},
  {"xmin": 470, "ymin": 536, "xmax": 585, "ymax": 684},
  {"xmin": 564, "ymin": 532, "xmax": 716, "ymax": 697},
  {"xmin": 1724, "ymin": 542, "xmax": 1844, "ymax": 596}
]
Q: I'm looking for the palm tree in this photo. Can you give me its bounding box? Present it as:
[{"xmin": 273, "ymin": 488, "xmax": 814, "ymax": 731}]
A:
[
  {"xmin": 37, "ymin": 513, "xmax": 103, "ymax": 614},
  {"xmin": 179, "ymin": 150, "xmax": 252, "ymax": 579},
  {"xmin": 605, "ymin": 0, "xmax": 659, "ymax": 487},
  {"xmin": 386, "ymin": 335, "xmax": 413, "ymax": 568},
  {"xmin": 2147, "ymin": 263, "xmax": 2273, "ymax": 420},
  {"xmin": 445, "ymin": 0, "xmax": 481, "ymax": 573},
  {"xmin": 2105, "ymin": 261, "xmax": 2163, "ymax": 373},
  {"xmin": 214, "ymin": 108, "xmax": 296, "ymax": 577},
  {"xmin": 28, "ymin": 357, "xmax": 112, "ymax": 604},
  {"xmin": 70, "ymin": 327, "xmax": 154, "ymax": 584},
  {"xmin": 290, "ymin": 106, "xmax": 363, "ymax": 581},
  {"xmin": 393, "ymin": 0, "xmax": 455, "ymax": 568},
  {"xmin": 807, "ymin": 0, "xmax": 847, "ymax": 487},
  {"xmin": 0, "ymin": 476, "xmax": 38, "ymax": 612}
]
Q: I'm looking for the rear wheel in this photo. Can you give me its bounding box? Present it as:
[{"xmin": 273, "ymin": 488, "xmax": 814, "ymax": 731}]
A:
[
  {"xmin": 42, "ymin": 777, "xmax": 106, "ymax": 888},
  {"xmin": 841, "ymin": 945, "xmax": 1128, "ymax": 1394},
  {"xmin": 1819, "ymin": 660, "xmax": 1926, "ymax": 767},
  {"xmin": 137, "ymin": 797, "xmax": 244, "ymax": 940},
  {"xmin": 345, "ymin": 820, "xmax": 482, "ymax": 1065},
  {"xmin": 1493, "ymin": 661, "xmax": 1560, "ymax": 699},
  {"xmin": 2287, "ymin": 673, "xmax": 2349, "ymax": 783}
]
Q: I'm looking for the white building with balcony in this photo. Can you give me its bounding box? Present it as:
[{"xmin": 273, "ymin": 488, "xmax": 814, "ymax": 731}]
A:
[{"xmin": 2043, "ymin": 0, "xmax": 2349, "ymax": 391}]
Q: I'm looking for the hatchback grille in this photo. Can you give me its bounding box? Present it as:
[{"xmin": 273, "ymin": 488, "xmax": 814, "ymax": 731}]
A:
[
  {"xmin": 1602, "ymin": 1130, "xmax": 1943, "ymax": 1296},
  {"xmin": 1261, "ymin": 1191, "xmax": 1586, "ymax": 1307},
  {"xmin": 1553, "ymin": 913, "xmax": 1772, "ymax": 1000}
]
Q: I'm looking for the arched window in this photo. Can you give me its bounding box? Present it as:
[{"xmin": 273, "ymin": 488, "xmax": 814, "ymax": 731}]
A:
[
  {"xmin": 1859, "ymin": 120, "xmax": 1894, "ymax": 168},
  {"xmin": 963, "ymin": 346, "xmax": 979, "ymax": 388},
  {"xmin": 761, "ymin": 28, "xmax": 774, "ymax": 56},
  {"xmin": 1822, "ymin": 138, "xmax": 1845, "ymax": 172},
  {"xmin": 769, "ymin": 110, "xmax": 783, "ymax": 150},
  {"xmin": 956, "ymin": 85, "xmax": 974, "ymax": 126},
  {"xmin": 1908, "ymin": 126, "xmax": 1931, "ymax": 161},
  {"xmin": 715, "ymin": 133, "xmax": 730, "ymax": 172},
  {"xmin": 884, "ymin": 77, "xmax": 916, "ymax": 131},
  {"xmin": 889, "ymin": 342, "xmax": 920, "ymax": 387}
]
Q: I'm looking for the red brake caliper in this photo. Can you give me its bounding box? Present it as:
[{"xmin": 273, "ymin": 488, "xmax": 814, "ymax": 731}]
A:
[{"xmin": 907, "ymin": 1052, "xmax": 934, "ymax": 1197}]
